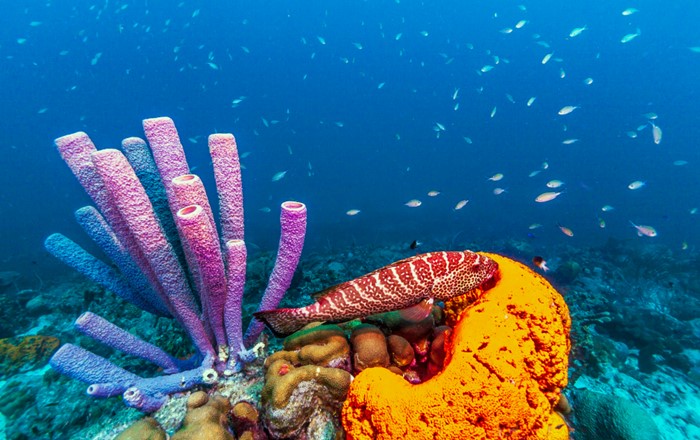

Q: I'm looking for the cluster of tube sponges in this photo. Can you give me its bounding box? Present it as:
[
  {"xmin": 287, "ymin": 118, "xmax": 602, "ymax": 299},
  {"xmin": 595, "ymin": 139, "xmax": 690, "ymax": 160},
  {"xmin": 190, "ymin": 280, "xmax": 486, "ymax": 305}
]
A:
[{"xmin": 46, "ymin": 117, "xmax": 307, "ymax": 412}]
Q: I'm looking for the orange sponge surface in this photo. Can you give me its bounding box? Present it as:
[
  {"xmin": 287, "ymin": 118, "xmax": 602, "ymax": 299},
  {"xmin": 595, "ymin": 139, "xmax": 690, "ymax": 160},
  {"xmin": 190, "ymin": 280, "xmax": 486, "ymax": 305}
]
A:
[{"xmin": 341, "ymin": 253, "xmax": 571, "ymax": 440}]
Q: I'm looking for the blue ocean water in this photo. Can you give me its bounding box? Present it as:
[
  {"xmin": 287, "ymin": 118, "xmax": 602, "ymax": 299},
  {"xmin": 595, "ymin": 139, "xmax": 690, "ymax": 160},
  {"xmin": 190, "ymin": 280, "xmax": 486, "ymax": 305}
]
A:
[{"xmin": 1, "ymin": 0, "xmax": 699, "ymax": 439}]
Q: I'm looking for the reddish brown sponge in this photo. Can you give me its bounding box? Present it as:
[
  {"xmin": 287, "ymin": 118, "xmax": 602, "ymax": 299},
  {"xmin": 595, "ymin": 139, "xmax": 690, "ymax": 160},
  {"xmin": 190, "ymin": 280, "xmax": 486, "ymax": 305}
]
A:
[
  {"xmin": 426, "ymin": 325, "xmax": 450, "ymax": 378},
  {"xmin": 349, "ymin": 324, "xmax": 390, "ymax": 374},
  {"xmin": 342, "ymin": 254, "xmax": 571, "ymax": 440}
]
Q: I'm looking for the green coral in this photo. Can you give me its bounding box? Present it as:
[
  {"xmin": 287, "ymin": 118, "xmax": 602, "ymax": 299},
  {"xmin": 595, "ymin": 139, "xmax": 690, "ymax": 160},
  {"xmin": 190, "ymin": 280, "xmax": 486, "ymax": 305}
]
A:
[{"xmin": 573, "ymin": 390, "xmax": 661, "ymax": 440}]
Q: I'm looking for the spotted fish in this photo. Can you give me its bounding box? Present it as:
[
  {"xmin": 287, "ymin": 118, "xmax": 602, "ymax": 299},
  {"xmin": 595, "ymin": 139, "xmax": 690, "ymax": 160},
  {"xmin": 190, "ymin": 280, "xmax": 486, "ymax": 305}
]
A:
[{"xmin": 254, "ymin": 251, "xmax": 499, "ymax": 336}]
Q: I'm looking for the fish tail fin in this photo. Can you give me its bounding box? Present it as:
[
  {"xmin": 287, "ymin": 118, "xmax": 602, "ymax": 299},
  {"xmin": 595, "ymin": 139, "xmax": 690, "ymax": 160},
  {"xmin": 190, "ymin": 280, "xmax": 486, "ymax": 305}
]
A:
[{"xmin": 253, "ymin": 308, "xmax": 310, "ymax": 336}]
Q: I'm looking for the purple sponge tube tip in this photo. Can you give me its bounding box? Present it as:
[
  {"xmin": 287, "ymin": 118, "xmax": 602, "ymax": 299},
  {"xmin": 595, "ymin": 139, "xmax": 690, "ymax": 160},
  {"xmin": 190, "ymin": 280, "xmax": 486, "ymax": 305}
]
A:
[
  {"xmin": 123, "ymin": 365, "xmax": 218, "ymax": 412},
  {"xmin": 171, "ymin": 174, "xmax": 215, "ymax": 220},
  {"xmin": 74, "ymin": 312, "xmax": 183, "ymax": 373},
  {"xmin": 142, "ymin": 117, "xmax": 190, "ymax": 199},
  {"xmin": 244, "ymin": 201, "xmax": 307, "ymax": 345},
  {"xmin": 123, "ymin": 388, "xmax": 168, "ymax": 413}
]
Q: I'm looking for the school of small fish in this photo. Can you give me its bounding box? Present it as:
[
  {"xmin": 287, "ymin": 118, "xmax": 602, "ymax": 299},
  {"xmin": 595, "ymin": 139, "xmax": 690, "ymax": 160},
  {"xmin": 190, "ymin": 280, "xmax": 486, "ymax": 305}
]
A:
[{"xmin": 21, "ymin": 1, "xmax": 689, "ymax": 250}]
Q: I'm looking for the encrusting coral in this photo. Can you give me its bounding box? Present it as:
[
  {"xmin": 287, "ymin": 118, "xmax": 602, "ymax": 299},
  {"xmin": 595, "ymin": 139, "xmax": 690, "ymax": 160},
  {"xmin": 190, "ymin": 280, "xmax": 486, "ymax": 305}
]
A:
[
  {"xmin": 260, "ymin": 324, "xmax": 353, "ymax": 439},
  {"xmin": 341, "ymin": 253, "xmax": 571, "ymax": 440},
  {"xmin": 170, "ymin": 391, "xmax": 234, "ymax": 440},
  {"xmin": 262, "ymin": 359, "xmax": 351, "ymax": 439},
  {"xmin": 230, "ymin": 401, "xmax": 267, "ymax": 440},
  {"xmin": 114, "ymin": 417, "xmax": 166, "ymax": 440},
  {"xmin": 270, "ymin": 324, "xmax": 351, "ymax": 370}
]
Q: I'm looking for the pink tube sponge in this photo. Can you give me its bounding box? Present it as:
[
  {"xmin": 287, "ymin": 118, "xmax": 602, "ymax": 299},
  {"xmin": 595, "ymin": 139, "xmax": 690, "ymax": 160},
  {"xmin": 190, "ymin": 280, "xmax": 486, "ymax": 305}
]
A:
[
  {"xmin": 171, "ymin": 174, "xmax": 214, "ymax": 220},
  {"xmin": 224, "ymin": 239, "xmax": 247, "ymax": 372},
  {"xmin": 244, "ymin": 201, "xmax": 307, "ymax": 346},
  {"xmin": 175, "ymin": 204, "xmax": 228, "ymax": 355},
  {"xmin": 142, "ymin": 117, "xmax": 190, "ymax": 192}
]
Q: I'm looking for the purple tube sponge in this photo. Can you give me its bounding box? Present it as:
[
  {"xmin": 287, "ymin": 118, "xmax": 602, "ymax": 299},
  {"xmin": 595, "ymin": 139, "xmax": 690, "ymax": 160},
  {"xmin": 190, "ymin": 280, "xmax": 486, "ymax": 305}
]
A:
[
  {"xmin": 209, "ymin": 133, "xmax": 244, "ymax": 243},
  {"xmin": 142, "ymin": 117, "xmax": 190, "ymax": 201},
  {"xmin": 224, "ymin": 239, "xmax": 247, "ymax": 373},
  {"xmin": 123, "ymin": 364, "xmax": 218, "ymax": 412},
  {"xmin": 175, "ymin": 204, "xmax": 228, "ymax": 356},
  {"xmin": 121, "ymin": 136, "xmax": 181, "ymax": 260},
  {"xmin": 47, "ymin": 117, "xmax": 309, "ymax": 413},
  {"xmin": 244, "ymin": 201, "xmax": 307, "ymax": 345},
  {"xmin": 74, "ymin": 312, "xmax": 183, "ymax": 373},
  {"xmin": 90, "ymin": 148, "xmax": 215, "ymax": 359},
  {"xmin": 55, "ymin": 133, "xmax": 162, "ymax": 300},
  {"xmin": 49, "ymin": 344, "xmax": 139, "ymax": 397}
]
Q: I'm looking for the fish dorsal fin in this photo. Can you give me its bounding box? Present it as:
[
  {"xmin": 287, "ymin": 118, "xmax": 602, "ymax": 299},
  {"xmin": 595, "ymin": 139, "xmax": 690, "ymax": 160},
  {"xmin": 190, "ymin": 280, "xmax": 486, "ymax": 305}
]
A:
[
  {"xmin": 371, "ymin": 255, "xmax": 419, "ymax": 274},
  {"xmin": 312, "ymin": 283, "xmax": 344, "ymax": 301},
  {"xmin": 398, "ymin": 298, "xmax": 434, "ymax": 323},
  {"xmin": 313, "ymin": 254, "xmax": 421, "ymax": 301}
]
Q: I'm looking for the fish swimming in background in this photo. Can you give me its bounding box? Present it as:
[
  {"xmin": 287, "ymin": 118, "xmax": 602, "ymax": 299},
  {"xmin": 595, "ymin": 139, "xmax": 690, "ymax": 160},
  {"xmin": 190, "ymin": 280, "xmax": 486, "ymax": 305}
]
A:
[
  {"xmin": 630, "ymin": 221, "xmax": 658, "ymax": 237},
  {"xmin": 409, "ymin": 240, "xmax": 422, "ymax": 250},
  {"xmin": 532, "ymin": 256, "xmax": 549, "ymax": 272},
  {"xmin": 254, "ymin": 251, "xmax": 499, "ymax": 336}
]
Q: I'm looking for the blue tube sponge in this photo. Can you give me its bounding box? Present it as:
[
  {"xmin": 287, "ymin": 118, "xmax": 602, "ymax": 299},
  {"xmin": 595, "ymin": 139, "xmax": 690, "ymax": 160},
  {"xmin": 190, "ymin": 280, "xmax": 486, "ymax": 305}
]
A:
[
  {"xmin": 74, "ymin": 206, "xmax": 169, "ymax": 316},
  {"xmin": 74, "ymin": 312, "xmax": 184, "ymax": 373},
  {"xmin": 44, "ymin": 233, "xmax": 160, "ymax": 314},
  {"xmin": 121, "ymin": 137, "xmax": 182, "ymax": 265}
]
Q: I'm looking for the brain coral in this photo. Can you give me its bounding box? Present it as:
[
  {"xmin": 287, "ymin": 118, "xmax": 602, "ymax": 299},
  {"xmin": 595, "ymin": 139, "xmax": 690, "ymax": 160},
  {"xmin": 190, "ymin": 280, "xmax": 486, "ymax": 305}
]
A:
[{"xmin": 341, "ymin": 253, "xmax": 571, "ymax": 440}]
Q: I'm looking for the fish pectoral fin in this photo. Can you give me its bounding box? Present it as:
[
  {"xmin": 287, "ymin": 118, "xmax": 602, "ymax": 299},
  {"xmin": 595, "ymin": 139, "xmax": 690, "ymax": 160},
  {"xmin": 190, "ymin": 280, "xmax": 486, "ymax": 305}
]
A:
[{"xmin": 398, "ymin": 298, "xmax": 434, "ymax": 323}]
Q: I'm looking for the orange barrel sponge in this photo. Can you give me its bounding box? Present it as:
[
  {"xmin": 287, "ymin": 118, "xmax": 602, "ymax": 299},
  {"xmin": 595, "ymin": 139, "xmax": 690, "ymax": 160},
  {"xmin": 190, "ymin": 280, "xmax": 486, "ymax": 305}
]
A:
[{"xmin": 342, "ymin": 253, "xmax": 571, "ymax": 440}]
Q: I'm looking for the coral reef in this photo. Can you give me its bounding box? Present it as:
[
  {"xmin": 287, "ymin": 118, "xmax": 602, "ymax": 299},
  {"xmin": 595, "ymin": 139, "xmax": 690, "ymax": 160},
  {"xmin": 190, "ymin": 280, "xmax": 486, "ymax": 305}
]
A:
[
  {"xmin": 0, "ymin": 335, "xmax": 60, "ymax": 377},
  {"xmin": 7, "ymin": 232, "xmax": 700, "ymax": 439},
  {"xmin": 171, "ymin": 392, "xmax": 234, "ymax": 440},
  {"xmin": 341, "ymin": 253, "xmax": 571, "ymax": 439},
  {"xmin": 571, "ymin": 390, "xmax": 661, "ymax": 440},
  {"xmin": 114, "ymin": 417, "xmax": 166, "ymax": 440},
  {"xmin": 260, "ymin": 325, "xmax": 352, "ymax": 439},
  {"xmin": 45, "ymin": 117, "xmax": 307, "ymax": 412},
  {"xmin": 231, "ymin": 401, "xmax": 267, "ymax": 440}
]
